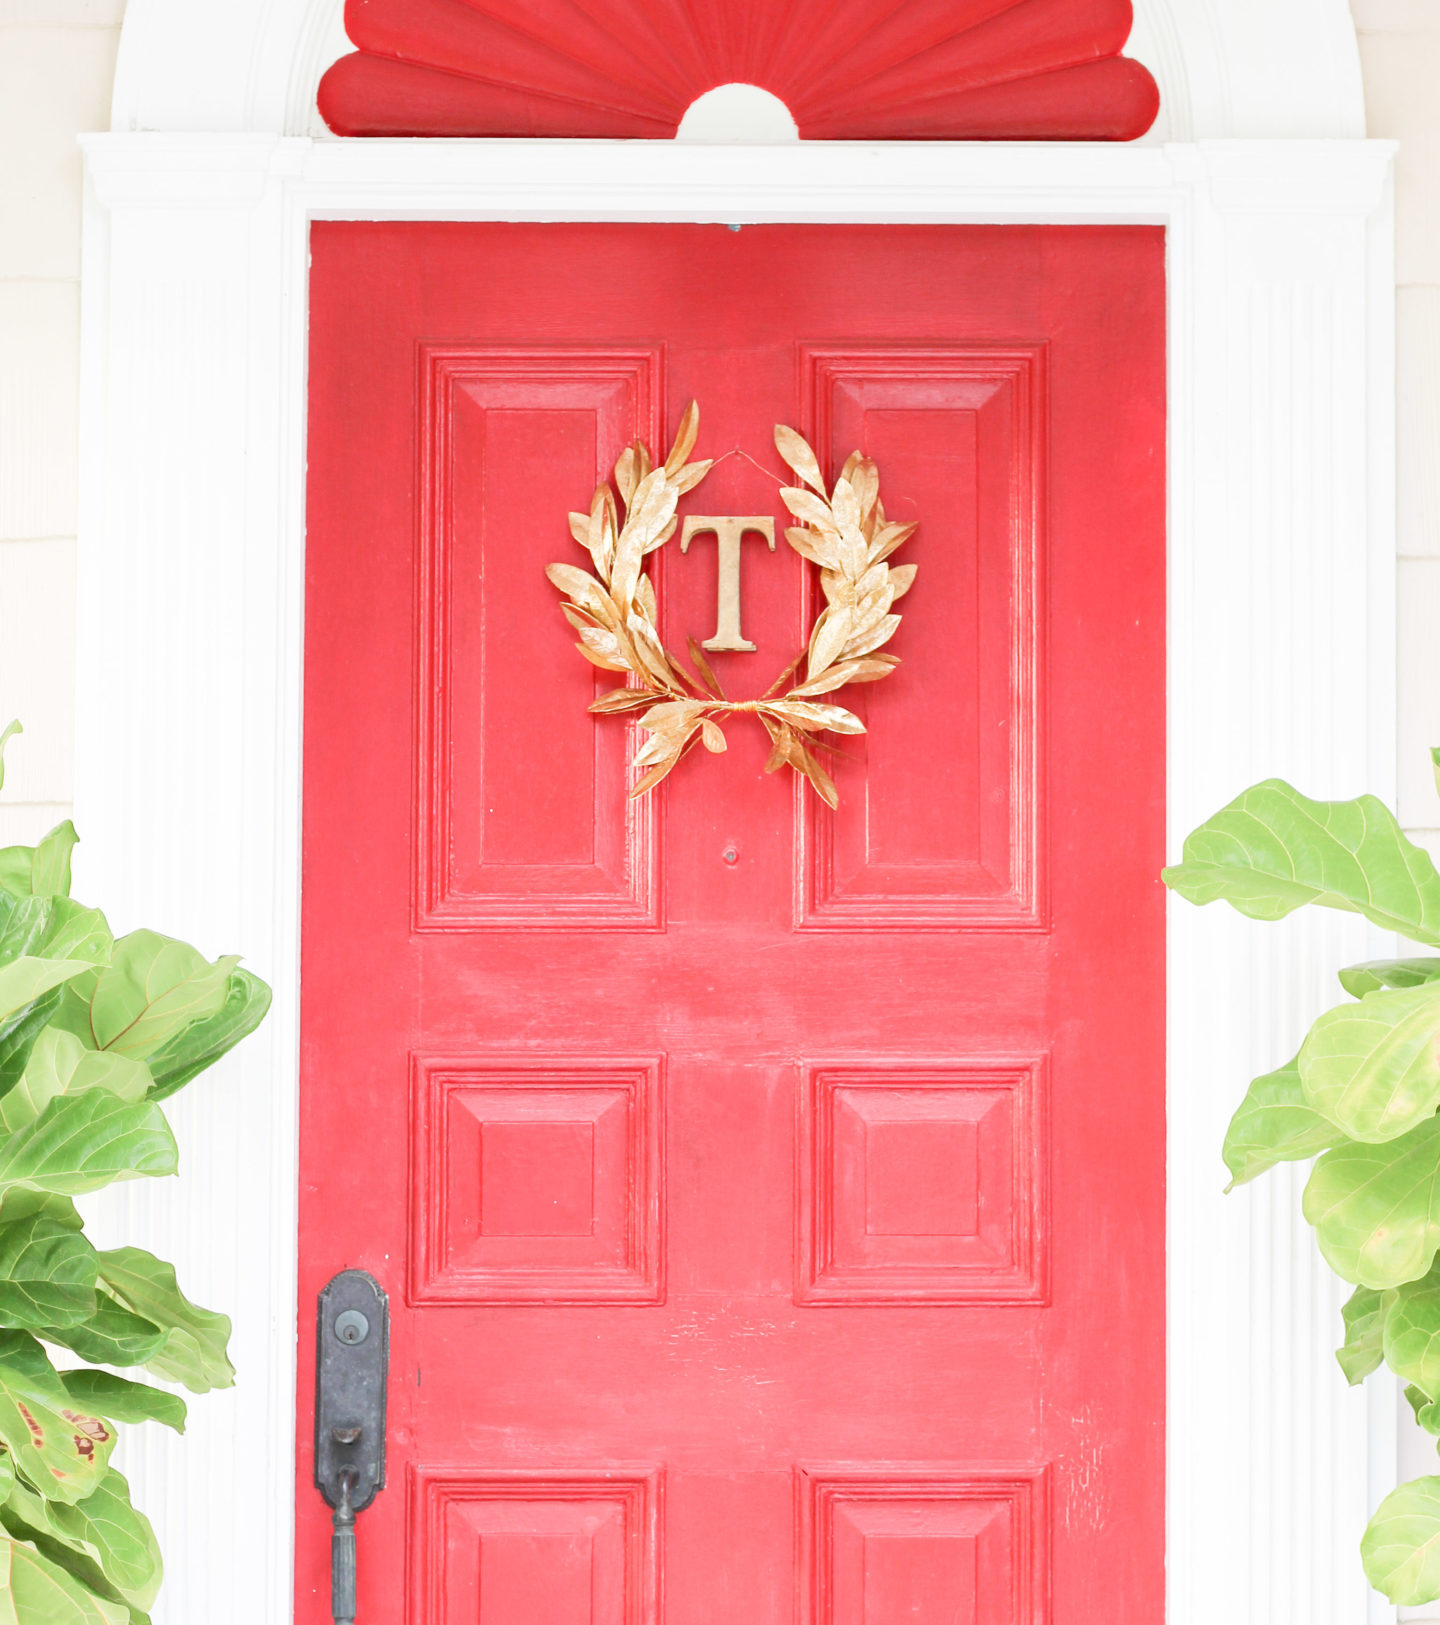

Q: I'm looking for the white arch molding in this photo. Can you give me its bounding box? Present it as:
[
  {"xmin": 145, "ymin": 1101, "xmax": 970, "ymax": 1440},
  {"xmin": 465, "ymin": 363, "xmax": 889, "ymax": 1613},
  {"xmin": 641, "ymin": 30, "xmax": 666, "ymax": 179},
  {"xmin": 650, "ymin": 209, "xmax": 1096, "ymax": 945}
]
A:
[{"xmin": 79, "ymin": 4, "xmax": 1394, "ymax": 1624}]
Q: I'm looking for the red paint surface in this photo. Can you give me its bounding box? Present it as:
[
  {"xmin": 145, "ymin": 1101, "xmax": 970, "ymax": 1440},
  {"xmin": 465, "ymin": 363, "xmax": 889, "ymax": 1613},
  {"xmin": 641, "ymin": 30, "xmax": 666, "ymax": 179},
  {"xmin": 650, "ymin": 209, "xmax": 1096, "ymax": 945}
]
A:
[
  {"xmin": 301, "ymin": 223, "xmax": 1167, "ymax": 1624},
  {"xmin": 317, "ymin": 0, "xmax": 1159, "ymax": 141}
]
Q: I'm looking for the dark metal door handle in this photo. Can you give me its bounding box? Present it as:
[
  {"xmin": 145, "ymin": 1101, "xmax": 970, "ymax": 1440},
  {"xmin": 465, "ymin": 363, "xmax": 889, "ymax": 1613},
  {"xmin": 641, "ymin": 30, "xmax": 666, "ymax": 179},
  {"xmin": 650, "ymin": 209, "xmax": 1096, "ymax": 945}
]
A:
[{"xmin": 315, "ymin": 1272, "xmax": 388, "ymax": 1625}]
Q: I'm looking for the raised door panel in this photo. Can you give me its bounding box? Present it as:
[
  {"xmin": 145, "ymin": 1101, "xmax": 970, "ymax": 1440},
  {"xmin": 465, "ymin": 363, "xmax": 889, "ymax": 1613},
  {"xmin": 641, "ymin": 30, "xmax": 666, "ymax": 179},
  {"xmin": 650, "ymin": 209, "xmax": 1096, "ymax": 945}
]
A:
[
  {"xmin": 417, "ymin": 346, "xmax": 661, "ymax": 930},
  {"xmin": 797, "ymin": 348, "xmax": 1043, "ymax": 930}
]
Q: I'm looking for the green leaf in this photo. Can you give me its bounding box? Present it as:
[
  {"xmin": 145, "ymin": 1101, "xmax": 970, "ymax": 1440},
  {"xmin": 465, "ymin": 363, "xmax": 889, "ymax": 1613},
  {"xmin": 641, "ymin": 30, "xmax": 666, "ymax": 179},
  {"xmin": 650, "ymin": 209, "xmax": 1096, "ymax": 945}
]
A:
[
  {"xmin": 0, "ymin": 959, "xmax": 105, "ymax": 1031},
  {"xmin": 0, "ymin": 1470, "xmax": 161, "ymax": 1614},
  {"xmin": 0, "ymin": 896, "xmax": 110, "ymax": 972},
  {"xmin": 0, "ymin": 989, "xmax": 60, "ymax": 1100},
  {"xmin": 0, "ymin": 1535, "xmax": 128, "ymax": 1625},
  {"xmin": 56, "ymin": 1372, "xmax": 184, "ymax": 1435},
  {"xmin": 0, "ymin": 1215, "xmax": 98, "ymax": 1330},
  {"xmin": 0, "ymin": 1091, "xmax": 176, "ymax": 1201},
  {"xmin": 1388, "ymin": 1266, "xmax": 1440, "ymax": 1399},
  {"xmin": 1298, "ymin": 981, "xmax": 1440, "ymax": 1141},
  {"xmin": 0, "ymin": 722, "xmax": 19, "ymax": 796},
  {"xmin": 1304, "ymin": 1114, "xmax": 1440, "ymax": 1287},
  {"xmin": 0, "ymin": 1191, "xmax": 81, "ymax": 1230},
  {"xmin": 96, "ymin": 1248, "xmax": 233, "ymax": 1394},
  {"xmin": 1364, "ymin": 1475, "xmax": 1440, "ymax": 1604},
  {"xmin": 1340, "ymin": 958, "xmax": 1440, "ymax": 997},
  {"xmin": 29, "ymin": 823, "xmax": 77, "ymax": 900},
  {"xmin": 0, "ymin": 1030, "xmax": 151, "ymax": 1136},
  {"xmin": 1222, "ymin": 1054, "xmax": 1345, "ymax": 1187},
  {"xmin": 0, "ymin": 851, "xmax": 29, "ymax": 901},
  {"xmin": 42, "ymin": 1300, "xmax": 166, "ymax": 1369},
  {"xmin": 1337, "ymin": 1284, "xmax": 1391, "ymax": 1384},
  {"xmin": 1407, "ymin": 1383, "xmax": 1440, "ymax": 1436},
  {"xmin": 1163, "ymin": 780, "xmax": 1440, "ymax": 943},
  {"xmin": 0, "ymin": 1332, "xmax": 114, "ymax": 1504},
  {"xmin": 143, "ymin": 967, "xmax": 270, "ymax": 1102},
  {"xmin": 52, "ymin": 931, "xmax": 237, "ymax": 1060}
]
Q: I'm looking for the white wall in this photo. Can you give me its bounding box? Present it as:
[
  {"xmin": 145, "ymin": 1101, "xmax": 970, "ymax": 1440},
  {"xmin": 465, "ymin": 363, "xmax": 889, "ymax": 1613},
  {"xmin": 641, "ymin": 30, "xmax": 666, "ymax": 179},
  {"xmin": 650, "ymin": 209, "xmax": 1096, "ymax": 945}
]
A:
[{"xmin": 0, "ymin": 0, "xmax": 121, "ymax": 845}]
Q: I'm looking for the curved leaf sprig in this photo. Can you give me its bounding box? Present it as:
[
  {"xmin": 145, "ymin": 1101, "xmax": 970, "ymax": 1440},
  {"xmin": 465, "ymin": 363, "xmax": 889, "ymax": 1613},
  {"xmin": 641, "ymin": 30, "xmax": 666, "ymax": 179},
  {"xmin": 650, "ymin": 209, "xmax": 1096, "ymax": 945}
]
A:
[{"xmin": 546, "ymin": 408, "xmax": 918, "ymax": 808}]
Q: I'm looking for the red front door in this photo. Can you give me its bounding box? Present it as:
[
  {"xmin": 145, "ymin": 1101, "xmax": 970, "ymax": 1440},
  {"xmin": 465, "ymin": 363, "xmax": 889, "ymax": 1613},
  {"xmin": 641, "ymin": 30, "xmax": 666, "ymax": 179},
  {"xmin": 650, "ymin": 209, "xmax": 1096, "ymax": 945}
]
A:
[{"xmin": 300, "ymin": 222, "xmax": 1166, "ymax": 1624}]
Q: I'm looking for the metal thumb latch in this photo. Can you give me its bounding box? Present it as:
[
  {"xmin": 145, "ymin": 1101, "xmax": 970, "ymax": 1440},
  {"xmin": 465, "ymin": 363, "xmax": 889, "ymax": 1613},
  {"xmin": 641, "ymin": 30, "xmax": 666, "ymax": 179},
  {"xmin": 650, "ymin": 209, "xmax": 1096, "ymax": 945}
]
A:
[{"xmin": 315, "ymin": 1271, "xmax": 388, "ymax": 1625}]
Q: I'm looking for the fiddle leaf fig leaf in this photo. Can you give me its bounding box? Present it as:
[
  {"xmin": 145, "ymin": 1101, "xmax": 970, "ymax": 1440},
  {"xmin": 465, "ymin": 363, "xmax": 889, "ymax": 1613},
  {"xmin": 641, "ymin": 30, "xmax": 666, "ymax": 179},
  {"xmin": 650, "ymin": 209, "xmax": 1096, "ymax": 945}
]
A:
[
  {"xmin": 29, "ymin": 821, "xmax": 78, "ymax": 899},
  {"xmin": 0, "ymin": 959, "xmax": 105, "ymax": 1032},
  {"xmin": 0, "ymin": 1331, "xmax": 113, "ymax": 1504},
  {"xmin": 1408, "ymin": 1383, "xmax": 1440, "ymax": 1436},
  {"xmin": 1387, "ymin": 1266, "xmax": 1440, "ymax": 1400},
  {"xmin": 1298, "ymin": 981, "xmax": 1440, "ymax": 1142},
  {"xmin": 1337, "ymin": 1285, "xmax": 1392, "ymax": 1384},
  {"xmin": 0, "ymin": 1091, "xmax": 176, "ymax": 1201},
  {"xmin": 1163, "ymin": 780, "xmax": 1440, "ymax": 943},
  {"xmin": 1340, "ymin": 958, "xmax": 1440, "ymax": 997},
  {"xmin": 1364, "ymin": 1476, "xmax": 1440, "ymax": 1605},
  {"xmin": 0, "ymin": 1469, "xmax": 162, "ymax": 1614},
  {"xmin": 1304, "ymin": 1115, "xmax": 1440, "ymax": 1288},
  {"xmin": 0, "ymin": 1535, "xmax": 128, "ymax": 1625},
  {"xmin": 42, "ymin": 1300, "xmax": 166, "ymax": 1369},
  {"xmin": 0, "ymin": 988, "xmax": 60, "ymax": 1100},
  {"xmin": 56, "ymin": 1371, "xmax": 184, "ymax": 1435},
  {"xmin": 1222, "ymin": 1054, "xmax": 1345, "ymax": 1188},
  {"xmin": 142, "ymin": 968, "xmax": 270, "ymax": 1102},
  {"xmin": 52, "ymin": 931, "xmax": 237, "ymax": 1061},
  {"xmin": 96, "ymin": 1248, "xmax": 233, "ymax": 1394},
  {"xmin": 0, "ymin": 1030, "xmax": 151, "ymax": 1136},
  {"xmin": 0, "ymin": 1214, "xmax": 98, "ymax": 1330}
]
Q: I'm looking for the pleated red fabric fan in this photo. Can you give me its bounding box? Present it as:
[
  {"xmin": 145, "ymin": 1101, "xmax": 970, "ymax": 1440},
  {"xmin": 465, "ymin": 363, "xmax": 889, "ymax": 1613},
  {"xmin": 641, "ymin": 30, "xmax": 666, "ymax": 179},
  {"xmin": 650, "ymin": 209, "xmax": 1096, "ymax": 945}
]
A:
[{"xmin": 319, "ymin": 0, "xmax": 1159, "ymax": 141}]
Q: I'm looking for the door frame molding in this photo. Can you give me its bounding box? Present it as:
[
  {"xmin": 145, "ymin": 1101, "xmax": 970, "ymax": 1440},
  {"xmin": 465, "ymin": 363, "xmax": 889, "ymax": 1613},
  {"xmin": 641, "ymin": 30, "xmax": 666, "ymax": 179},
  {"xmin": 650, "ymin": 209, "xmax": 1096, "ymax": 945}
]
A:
[{"xmin": 76, "ymin": 136, "xmax": 1396, "ymax": 1623}]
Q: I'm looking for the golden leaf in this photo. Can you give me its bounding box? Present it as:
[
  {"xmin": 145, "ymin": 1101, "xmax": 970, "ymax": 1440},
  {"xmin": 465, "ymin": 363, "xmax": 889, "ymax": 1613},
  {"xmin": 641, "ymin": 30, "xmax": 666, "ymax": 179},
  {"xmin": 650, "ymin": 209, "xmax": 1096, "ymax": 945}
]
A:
[
  {"xmin": 686, "ymin": 636, "xmax": 726, "ymax": 701},
  {"xmin": 788, "ymin": 657, "xmax": 895, "ymax": 696},
  {"xmin": 839, "ymin": 450, "xmax": 862, "ymax": 487},
  {"xmin": 626, "ymin": 613, "xmax": 678, "ymax": 689},
  {"xmin": 887, "ymin": 563, "xmax": 918, "ymax": 601},
  {"xmin": 634, "ymin": 440, "xmax": 654, "ymax": 485},
  {"xmin": 785, "ymin": 526, "xmax": 833, "ymax": 568},
  {"xmin": 635, "ymin": 572, "xmax": 658, "ymax": 624},
  {"xmin": 561, "ymin": 603, "xmax": 602, "ymax": 632},
  {"xmin": 769, "ymin": 700, "xmax": 865, "ymax": 735},
  {"xmin": 630, "ymin": 747, "xmax": 688, "ymax": 799},
  {"xmin": 835, "ymin": 524, "xmax": 868, "ymax": 581},
  {"xmin": 700, "ymin": 719, "xmax": 727, "ymax": 753},
  {"xmin": 589, "ymin": 688, "xmax": 655, "ymax": 714},
  {"xmin": 850, "ymin": 458, "xmax": 879, "ymax": 527},
  {"xmin": 774, "ymin": 424, "xmax": 827, "ymax": 495},
  {"xmin": 674, "ymin": 459, "xmax": 714, "ymax": 495},
  {"xmin": 615, "ymin": 445, "xmax": 641, "ymax": 506},
  {"xmin": 643, "ymin": 516, "xmax": 677, "ymax": 556},
  {"xmin": 871, "ymin": 520, "xmax": 916, "ymax": 564},
  {"xmin": 575, "ymin": 641, "xmax": 630, "ymax": 673},
  {"xmin": 568, "ymin": 511, "xmax": 591, "ymax": 547},
  {"xmin": 830, "ymin": 477, "xmax": 861, "ymax": 534},
  {"xmin": 842, "ymin": 613, "xmax": 902, "ymax": 661},
  {"xmin": 780, "ymin": 486, "xmax": 839, "ymax": 534},
  {"xmin": 665, "ymin": 400, "xmax": 701, "ymax": 475},
  {"xmin": 791, "ymin": 738, "xmax": 838, "ymax": 809},
  {"xmin": 807, "ymin": 603, "xmax": 854, "ymax": 679}
]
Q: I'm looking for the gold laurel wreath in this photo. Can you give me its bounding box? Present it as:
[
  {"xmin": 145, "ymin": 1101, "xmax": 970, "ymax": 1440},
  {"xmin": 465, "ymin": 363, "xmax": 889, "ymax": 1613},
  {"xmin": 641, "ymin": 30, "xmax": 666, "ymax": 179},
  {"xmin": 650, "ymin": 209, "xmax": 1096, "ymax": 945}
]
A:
[{"xmin": 546, "ymin": 401, "xmax": 918, "ymax": 807}]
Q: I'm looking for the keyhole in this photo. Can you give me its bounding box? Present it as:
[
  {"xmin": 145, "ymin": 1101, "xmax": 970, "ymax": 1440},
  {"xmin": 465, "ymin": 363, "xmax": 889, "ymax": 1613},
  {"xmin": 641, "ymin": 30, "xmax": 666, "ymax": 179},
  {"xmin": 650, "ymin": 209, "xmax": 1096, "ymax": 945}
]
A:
[
  {"xmin": 722, "ymin": 847, "xmax": 739, "ymax": 865},
  {"xmin": 334, "ymin": 1310, "xmax": 370, "ymax": 1345}
]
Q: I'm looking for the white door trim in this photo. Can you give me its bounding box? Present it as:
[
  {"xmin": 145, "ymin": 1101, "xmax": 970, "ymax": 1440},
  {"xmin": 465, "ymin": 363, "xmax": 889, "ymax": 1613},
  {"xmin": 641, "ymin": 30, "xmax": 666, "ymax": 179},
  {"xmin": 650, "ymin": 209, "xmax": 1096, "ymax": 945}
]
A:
[{"xmin": 76, "ymin": 134, "xmax": 1397, "ymax": 1623}]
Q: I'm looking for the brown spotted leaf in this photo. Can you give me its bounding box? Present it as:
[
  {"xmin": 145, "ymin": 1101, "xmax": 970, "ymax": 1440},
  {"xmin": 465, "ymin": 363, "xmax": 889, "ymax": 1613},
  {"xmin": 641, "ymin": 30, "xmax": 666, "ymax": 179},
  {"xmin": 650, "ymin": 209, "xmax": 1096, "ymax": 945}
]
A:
[{"xmin": 0, "ymin": 1331, "xmax": 113, "ymax": 1504}]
